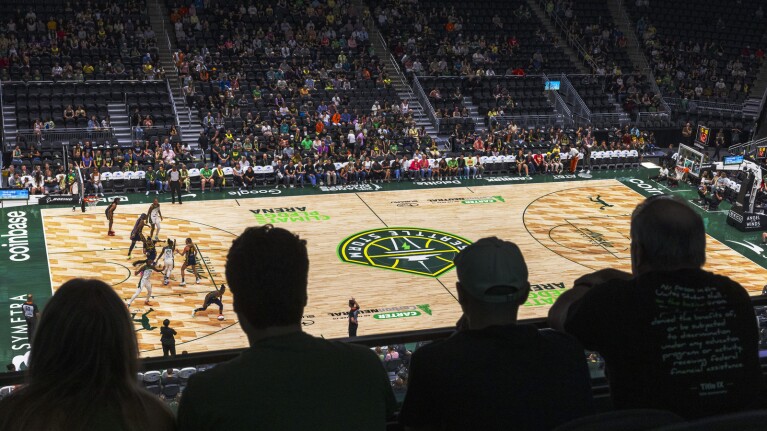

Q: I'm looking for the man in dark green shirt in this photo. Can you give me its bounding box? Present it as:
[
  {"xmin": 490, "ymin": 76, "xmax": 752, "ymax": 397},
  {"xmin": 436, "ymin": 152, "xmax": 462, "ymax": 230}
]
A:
[
  {"xmin": 177, "ymin": 225, "xmax": 396, "ymax": 430},
  {"xmin": 145, "ymin": 166, "xmax": 160, "ymax": 195},
  {"xmin": 157, "ymin": 165, "xmax": 168, "ymax": 192}
]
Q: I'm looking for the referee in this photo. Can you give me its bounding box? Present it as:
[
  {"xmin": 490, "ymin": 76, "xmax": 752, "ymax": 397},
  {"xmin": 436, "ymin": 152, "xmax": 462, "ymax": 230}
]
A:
[{"xmin": 169, "ymin": 164, "xmax": 182, "ymax": 204}]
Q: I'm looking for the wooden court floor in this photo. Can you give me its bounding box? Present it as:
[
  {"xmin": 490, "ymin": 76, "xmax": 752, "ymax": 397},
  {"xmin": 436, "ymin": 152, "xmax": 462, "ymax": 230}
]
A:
[{"xmin": 40, "ymin": 179, "xmax": 767, "ymax": 357}]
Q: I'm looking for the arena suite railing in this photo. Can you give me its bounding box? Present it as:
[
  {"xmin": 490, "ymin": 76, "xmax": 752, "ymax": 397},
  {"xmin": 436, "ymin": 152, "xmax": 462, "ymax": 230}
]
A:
[
  {"xmin": 131, "ymin": 125, "xmax": 176, "ymax": 144},
  {"xmin": 665, "ymin": 97, "xmax": 747, "ymax": 117},
  {"xmin": 5, "ymin": 293, "xmax": 767, "ymax": 388},
  {"xmin": 494, "ymin": 114, "xmax": 565, "ymax": 129},
  {"xmin": 16, "ymin": 128, "xmax": 116, "ymax": 148},
  {"xmin": 728, "ymin": 135, "xmax": 767, "ymax": 156}
]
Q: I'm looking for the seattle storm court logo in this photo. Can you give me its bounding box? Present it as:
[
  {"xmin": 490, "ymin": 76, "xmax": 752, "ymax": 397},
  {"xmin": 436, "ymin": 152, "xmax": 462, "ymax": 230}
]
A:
[{"xmin": 338, "ymin": 227, "xmax": 472, "ymax": 277}]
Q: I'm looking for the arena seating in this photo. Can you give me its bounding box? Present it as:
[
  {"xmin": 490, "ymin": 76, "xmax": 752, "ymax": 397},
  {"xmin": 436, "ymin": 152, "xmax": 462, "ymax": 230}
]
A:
[
  {"xmin": 546, "ymin": 0, "xmax": 633, "ymax": 74},
  {"xmin": 4, "ymin": 81, "xmax": 173, "ymax": 131},
  {"xmin": 0, "ymin": 0, "xmax": 159, "ymax": 82},
  {"xmin": 371, "ymin": 0, "xmax": 577, "ymax": 77},
  {"xmin": 166, "ymin": 0, "xmax": 408, "ymax": 157},
  {"xmin": 627, "ymin": 0, "xmax": 765, "ymax": 105}
]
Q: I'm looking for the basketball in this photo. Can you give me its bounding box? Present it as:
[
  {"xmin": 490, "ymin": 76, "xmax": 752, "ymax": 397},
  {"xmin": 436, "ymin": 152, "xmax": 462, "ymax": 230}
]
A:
[{"xmin": 217, "ymin": 314, "xmax": 225, "ymax": 321}]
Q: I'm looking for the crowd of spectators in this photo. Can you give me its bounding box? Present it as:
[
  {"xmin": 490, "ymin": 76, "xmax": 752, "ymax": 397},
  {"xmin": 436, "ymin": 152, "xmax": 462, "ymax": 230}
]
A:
[
  {"xmin": 163, "ymin": 0, "xmax": 441, "ymax": 178},
  {"xmin": 372, "ymin": 0, "xmax": 574, "ymax": 78},
  {"xmin": 3, "ymin": 119, "xmax": 659, "ymax": 194},
  {"xmin": 631, "ymin": 0, "xmax": 766, "ymax": 104},
  {"xmin": 545, "ymin": 0, "xmax": 630, "ymax": 75},
  {"xmin": 543, "ymin": 0, "xmax": 661, "ymax": 118},
  {"xmin": 0, "ymin": 0, "xmax": 161, "ymax": 82}
]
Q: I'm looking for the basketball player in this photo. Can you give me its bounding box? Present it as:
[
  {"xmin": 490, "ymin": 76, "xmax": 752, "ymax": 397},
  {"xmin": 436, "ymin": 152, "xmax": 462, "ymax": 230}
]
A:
[
  {"xmin": 143, "ymin": 237, "xmax": 157, "ymax": 263},
  {"xmin": 161, "ymin": 239, "xmax": 176, "ymax": 285},
  {"xmin": 127, "ymin": 214, "xmax": 147, "ymax": 259},
  {"xmin": 147, "ymin": 199, "xmax": 163, "ymax": 242},
  {"xmin": 105, "ymin": 198, "xmax": 119, "ymax": 236},
  {"xmin": 128, "ymin": 258, "xmax": 163, "ymax": 307},
  {"xmin": 192, "ymin": 284, "xmax": 226, "ymax": 318},
  {"xmin": 178, "ymin": 237, "xmax": 201, "ymax": 286}
]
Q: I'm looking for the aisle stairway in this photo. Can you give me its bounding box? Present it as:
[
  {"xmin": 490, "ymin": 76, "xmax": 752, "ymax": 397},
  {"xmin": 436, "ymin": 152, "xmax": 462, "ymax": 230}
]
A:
[
  {"xmin": 107, "ymin": 103, "xmax": 131, "ymax": 147},
  {"xmin": 526, "ymin": 0, "xmax": 590, "ymax": 74},
  {"xmin": 146, "ymin": 0, "xmax": 201, "ymax": 150}
]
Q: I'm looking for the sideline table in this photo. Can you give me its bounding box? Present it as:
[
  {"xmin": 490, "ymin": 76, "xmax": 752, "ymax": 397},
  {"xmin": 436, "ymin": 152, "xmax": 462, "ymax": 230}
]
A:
[{"xmin": 640, "ymin": 161, "xmax": 660, "ymax": 180}]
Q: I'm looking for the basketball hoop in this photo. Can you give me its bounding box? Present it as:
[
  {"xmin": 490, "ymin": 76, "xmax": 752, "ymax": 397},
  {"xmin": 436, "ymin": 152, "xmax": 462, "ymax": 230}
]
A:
[
  {"xmin": 84, "ymin": 195, "xmax": 99, "ymax": 211},
  {"xmin": 675, "ymin": 165, "xmax": 686, "ymax": 179}
]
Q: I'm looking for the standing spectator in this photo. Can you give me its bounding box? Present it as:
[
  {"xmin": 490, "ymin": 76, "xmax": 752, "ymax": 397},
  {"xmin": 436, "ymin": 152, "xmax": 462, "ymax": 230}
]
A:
[
  {"xmin": 160, "ymin": 319, "xmax": 177, "ymax": 358},
  {"xmin": 169, "ymin": 165, "xmax": 182, "ymax": 205},
  {"xmin": 22, "ymin": 294, "xmax": 40, "ymax": 342},
  {"xmin": 178, "ymin": 225, "xmax": 396, "ymax": 430},
  {"xmin": 681, "ymin": 122, "xmax": 693, "ymax": 145},
  {"xmin": 198, "ymin": 131, "xmax": 209, "ymax": 163},
  {"xmin": 399, "ymin": 237, "xmax": 594, "ymax": 430},
  {"xmin": 0, "ymin": 279, "xmax": 175, "ymax": 430},
  {"xmin": 713, "ymin": 129, "xmax": 725, "ymax": 161},
  {"xmin": 349, "ymin": 298, "xmax": 360, "ymax": 337},
  {"xmin": 549, "ymin": 196, "xmax": 764, "ymax": 418}
]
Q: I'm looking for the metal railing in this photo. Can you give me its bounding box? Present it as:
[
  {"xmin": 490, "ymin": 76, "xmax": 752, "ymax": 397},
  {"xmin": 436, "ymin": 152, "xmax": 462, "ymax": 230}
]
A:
[
  {"xmin": 614, "ymin": 0, "xmax": 670, "ymax": 116},
  {"xmin": 165, "ymin": 78, "xmax": 183, "ymax": 141},
  {"xmin": 131, "ymin": 125, "xmax": 177, "ymax": 144},
  {"xmin": 373, "ymin": 28, "xmax": 438, "ymax": 134},
  {"xmin": 552, "ymin": 91, "xmax": 574, "ymax": 127},
  {"xmin": 636, "ymin": 109, "xmax": 670, "ymax": 125},
  {"xmin": 540, "ymin": 0, "xmax": 599, "ymax": 73},
  {"xmin": 591, "ymin": 111, "xmax": 631, "ymax": 126},
  {"xmin": 16, "ymin": 128, "xmax": 115, "ymax": 147},
  {"xmin": 665, "ymin": 97, "xmax": 743, "ymax": 115},
  {"xmin": 412, "ymin": 75, "xmax": 440, "ymax": 131},
  {"xmin": 559, "ymin": 74, "xmax": 592, "ymax": 122},
  {"xmin": 0, "ymin": 80, "xmax": 6, "ymax": 151},
  {"xmin": 543, "ymin": 73, "xmax": 573, "ymax": 127},
  {"xmin": 495, "ymin": 114, "xmax": 565, "ymax": 129},
  {"xmin": 728, "ymin": 136, "xmax": 767, "ymax": 155}
]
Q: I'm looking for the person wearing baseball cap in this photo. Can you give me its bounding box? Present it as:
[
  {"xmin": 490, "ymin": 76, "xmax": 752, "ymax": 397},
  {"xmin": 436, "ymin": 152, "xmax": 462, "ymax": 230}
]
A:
[{"xmin": 399, "ymin": 237, "xmax": 594, "ymax": 430}]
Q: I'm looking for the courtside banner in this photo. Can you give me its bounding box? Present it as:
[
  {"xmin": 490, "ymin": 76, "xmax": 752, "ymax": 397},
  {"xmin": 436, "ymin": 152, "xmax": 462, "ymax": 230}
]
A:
[
  {"xmin": 38, "ymin": 195, "xmax": 79, "ymax": 205},
  {"xmin": 0, "ymin": 206, "xmax": 51, "ymax": 369}
]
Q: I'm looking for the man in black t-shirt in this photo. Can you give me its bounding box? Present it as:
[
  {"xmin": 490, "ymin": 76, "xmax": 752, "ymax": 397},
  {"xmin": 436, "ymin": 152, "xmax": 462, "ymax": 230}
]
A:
[
  {"xmin": 400, "ymin": 237, "xmax": 594, "ymax": 430},
  {"xmin": 284, "ymin": 161, "xmax": 297, "ymax": 188},
  {"xmin": 304, "ymin": 159, "xmax": 317, "ymax": 187},
  {"xmin": 549, "ymin": 196, "xmax": 764, "ymax": 418},
  {"xmin": 22, "ymin": 294, "xmax": 40, "ymax": 342}
]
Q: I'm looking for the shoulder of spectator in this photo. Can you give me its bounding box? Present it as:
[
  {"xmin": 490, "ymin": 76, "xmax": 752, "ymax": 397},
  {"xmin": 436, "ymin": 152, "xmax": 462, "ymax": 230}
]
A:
[
  {"xmin": 138, "ymin": 389, "xmax": 177, "ymax": 431},
  {"xmin": 548, "ymin": 272, "xmax": 631, "ymax": 332}
]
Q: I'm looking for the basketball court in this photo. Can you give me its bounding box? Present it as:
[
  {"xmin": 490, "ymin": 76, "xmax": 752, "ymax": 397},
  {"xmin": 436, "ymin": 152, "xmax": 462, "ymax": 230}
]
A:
[{"xmin": 29, "ymin": 178, "xmax": 767, "ymax": 357}]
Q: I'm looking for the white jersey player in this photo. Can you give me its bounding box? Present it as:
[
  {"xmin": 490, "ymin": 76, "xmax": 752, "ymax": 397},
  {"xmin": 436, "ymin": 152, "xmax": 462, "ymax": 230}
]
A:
[
  {"xmin": 128, "ymin": 258, "xmax": 163, "ymax": 307},
  {"xmin": 147, "ymin": 198, "xmax": 163, "ymax": 241},
  {"xmin": 161, "ymin": 239, "xmax": 176, "ymax": 285}
]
